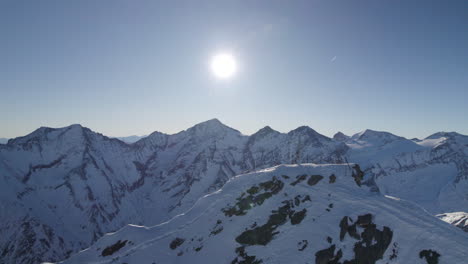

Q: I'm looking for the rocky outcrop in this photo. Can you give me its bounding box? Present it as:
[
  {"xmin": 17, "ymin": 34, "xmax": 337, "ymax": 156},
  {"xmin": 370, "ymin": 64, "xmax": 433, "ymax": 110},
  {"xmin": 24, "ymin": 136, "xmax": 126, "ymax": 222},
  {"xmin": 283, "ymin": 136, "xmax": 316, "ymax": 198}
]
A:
[{"xmin": 1, "ymin": 121, "xmax": 467, "ymax": 263}]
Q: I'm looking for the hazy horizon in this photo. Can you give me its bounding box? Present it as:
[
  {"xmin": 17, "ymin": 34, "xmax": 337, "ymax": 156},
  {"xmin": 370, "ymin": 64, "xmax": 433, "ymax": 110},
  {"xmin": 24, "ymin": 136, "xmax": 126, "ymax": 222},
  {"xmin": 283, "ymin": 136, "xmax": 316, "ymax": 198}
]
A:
[{"xmin": 2, "ymin": 0, "xmax": 467, "ymax": 139}]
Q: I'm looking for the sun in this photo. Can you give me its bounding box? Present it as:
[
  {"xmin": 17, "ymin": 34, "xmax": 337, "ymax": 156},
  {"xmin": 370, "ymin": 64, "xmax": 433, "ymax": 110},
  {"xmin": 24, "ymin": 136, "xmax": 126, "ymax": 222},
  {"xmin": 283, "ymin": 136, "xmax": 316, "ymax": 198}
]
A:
[{"xmin": 211, "ymin": 53, "xmax": 237, "ymax": 79}]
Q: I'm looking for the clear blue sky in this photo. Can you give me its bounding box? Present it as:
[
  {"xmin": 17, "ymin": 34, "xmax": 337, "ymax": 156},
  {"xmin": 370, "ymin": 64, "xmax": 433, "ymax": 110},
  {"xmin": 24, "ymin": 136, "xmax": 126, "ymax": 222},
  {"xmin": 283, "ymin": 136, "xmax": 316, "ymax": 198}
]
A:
[{"xmin": 1, "ymin": 0, "xmax": 467, "ymax": 139}]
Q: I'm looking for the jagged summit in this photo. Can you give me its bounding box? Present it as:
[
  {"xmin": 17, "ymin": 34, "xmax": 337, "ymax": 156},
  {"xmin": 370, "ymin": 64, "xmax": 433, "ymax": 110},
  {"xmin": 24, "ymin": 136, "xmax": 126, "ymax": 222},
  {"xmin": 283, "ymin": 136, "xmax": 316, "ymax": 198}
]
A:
[
  {"xmin": 333, "ymin": 131, "xmax": 349, "ymax": 141},
  {"xmin": 250, "ymin": 126, "xmax": 280, "ymax": 139},
  {"xmin": 6, "ymin": 121, "xmax": 467, "ymax": 147},
  {"xmin": 1, "ymin": 121, "xmax": 468, "ymax": 263},
  {"xmin": 184, "ymin": 118, "xmax": 241, "ymax": 136},
  {"xmin": 289, "ymin": 125, "xmax": 317, "ymax": 134},
  {"xmin": 6, "ymin": 124, "xmax": 131, "ymax": 154},
  {"xmin": 8, "ymin": 124, "xmax": 86, "ymax": 145},
  {"xmin": 256, "ymin": 125, "xmax": 277, "ymax": 134},
  {"xmin": 288, "ymin": 126, "xmax": 331, "ymax": 141},
  {"xmin": 425, "ymin": 131, "xmax": 465, "ymax": 140}
]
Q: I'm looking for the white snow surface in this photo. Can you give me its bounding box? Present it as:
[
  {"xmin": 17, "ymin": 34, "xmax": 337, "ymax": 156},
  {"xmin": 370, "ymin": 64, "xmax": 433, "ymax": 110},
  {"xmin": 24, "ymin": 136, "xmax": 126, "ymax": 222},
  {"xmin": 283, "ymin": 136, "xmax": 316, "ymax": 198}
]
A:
[
  {"xmin": 60, "ymin": 164, "xmax": 468, "ymax": 264},
  {"xmin": 1, "ymin": 120, "xmax": 467, "ymax": 263}
]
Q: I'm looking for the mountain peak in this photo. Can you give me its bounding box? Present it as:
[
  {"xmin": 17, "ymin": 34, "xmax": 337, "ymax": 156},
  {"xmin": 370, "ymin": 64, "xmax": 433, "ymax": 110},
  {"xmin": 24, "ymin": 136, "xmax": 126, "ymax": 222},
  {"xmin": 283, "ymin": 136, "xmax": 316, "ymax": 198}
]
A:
[
  {"xmin": 190, "ymin": 118, "xmax": 225, "ymax": 129},
  {"xmin": 425, "ymin": 131, "xmax": 464, "ymax": 140},
  {"xmin": 199, "ymin": 118, "xmax": 222, "ymax": 126},
  {"xmin": 288, "ymin": 126, "xmax": 330, "ymax": 141},
  {"xmin": 8, "ymin": 124, "xmax": 92, "ymax": 146},
  {"xmin": 333, "ymin": 131, "xmax": 349, "ymax": 141},
  {"xmin": 185, "ymin": 118, "xmax": 241, "ymax": 138},
  {"xmin": 353, "ymin": 129, "xmax": 403, "ymax": 141},
  {"xmin": 288, "ymin": 126, "xmax": 315, "ymax": 134},
  {"xmin": 253, "ymin": 126, "xmax": 279, "ymax": 136},
  {"xmin": 248, "ymin": 126, "xmax": 280, "ymax": 143}
]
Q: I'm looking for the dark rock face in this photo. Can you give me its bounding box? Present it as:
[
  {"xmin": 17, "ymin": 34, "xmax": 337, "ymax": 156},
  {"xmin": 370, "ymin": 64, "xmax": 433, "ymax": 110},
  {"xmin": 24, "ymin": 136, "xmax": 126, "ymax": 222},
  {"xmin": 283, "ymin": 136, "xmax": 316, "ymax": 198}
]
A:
[
  {"xmin": 231, "ymin": 246, "xmax": 263, "ymax": 264},
  {"xmin": 419, "ymin": 249, "xmax": 441, "ymax": 264},
  {"xmin": 291, "ymin": 174, "xmax": 308, "ymax": 186},
  {"xmin": 298, "ymin": 240, "xmax": 308, "ymax": 251},
  {"xmin": 290, "ymin": 209, "xmax": 307, "ymax": 225},
  {"xmin": 340, "ymin": 216, "xmax": 360, "ymax": 240},
  {"xmin": 235, "ymin": 195, "xmax": 310, "ymax": 246},
  {"xmin": 352, "ymin": 225, "xmax": 393, "ymax": 263},
  {"xmin": 351, "ymin": 165, "xmax": 364, "ymax": 186},
  {"xmin": 307, "ymin": 175, "xmax": 324, "ymax": 186},
  {"xmin": 222, "ymin": 177, "xmax": 284, "ymax": 217},
  {"xmin": 210, "ymin": 220, "xmax": 224, "ymax": 236},
  {"xmin": 329, "ymin": 174, "xmax": 336, "ymax": 184},
  {"xmin": 389, "ymin": 242, "xmax": 398, "ymax": 260},
  {"xmin": 169, "ymin": 238, "xmax": 185, "ymax": 250},
  {"xmin": 101, "ymin": 240, "xmax": 127, "ymax": 257},
  {"xmin": 317, "ymin": 214, "xmax": 393, "ymax": 264},
  {"xmin": 315, "ymin": 245, "xmax": 343, "ymax": 264}
]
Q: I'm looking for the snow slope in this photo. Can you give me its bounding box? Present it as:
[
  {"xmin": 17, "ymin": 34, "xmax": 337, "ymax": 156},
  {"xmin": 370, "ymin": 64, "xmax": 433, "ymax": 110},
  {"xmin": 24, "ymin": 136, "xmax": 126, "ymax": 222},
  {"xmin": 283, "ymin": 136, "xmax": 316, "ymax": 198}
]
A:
[
  {"xmin": 60, "ymin": 164, "xmax": 468, "ymax": 264},
  {"xmin": 0, "ymin": 120, "xmax": 347, "ymax": 263},
  {"xmin": 345, "ymin": 130, "xmax": 468, "ymax": 214},
  {"xmin": 1, "ymin": 120, "xmax": 467, "ymax": 263}
]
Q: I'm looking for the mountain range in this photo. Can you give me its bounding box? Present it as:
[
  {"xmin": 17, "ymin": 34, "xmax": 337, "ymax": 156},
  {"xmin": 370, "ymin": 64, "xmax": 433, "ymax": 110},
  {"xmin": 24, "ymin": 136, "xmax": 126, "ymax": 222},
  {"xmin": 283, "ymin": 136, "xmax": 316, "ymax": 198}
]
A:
[{"xmin": 0, "ymin": 119, "xmax": 467, "ymax": 263}]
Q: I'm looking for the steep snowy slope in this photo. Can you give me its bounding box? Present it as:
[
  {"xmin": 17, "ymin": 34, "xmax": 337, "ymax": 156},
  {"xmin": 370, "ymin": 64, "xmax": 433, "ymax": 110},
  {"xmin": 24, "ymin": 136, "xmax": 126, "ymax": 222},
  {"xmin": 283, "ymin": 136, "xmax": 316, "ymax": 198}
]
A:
[
  {"xmin": 345, "ymin": 130, "xmax": 468, "ymax": 214},
  {"xmin": 1, "ymin": 121, "xmax": 467, "ymax": 263},
  {"xmin": 61, "ymin": 164, "xmax": 468, "ymax": 264},
  {"xmin": 0, "ymin": 120, "xmax": 348, "ymax": 263},
  {"xmin": 0, "ymin": 125, "xmax": 154, "ymax": 264}
]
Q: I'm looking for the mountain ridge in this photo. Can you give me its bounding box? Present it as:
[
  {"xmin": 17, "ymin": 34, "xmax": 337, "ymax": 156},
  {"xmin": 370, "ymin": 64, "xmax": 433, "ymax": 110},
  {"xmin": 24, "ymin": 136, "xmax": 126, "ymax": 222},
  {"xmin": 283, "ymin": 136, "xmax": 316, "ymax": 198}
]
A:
[
  {"xmin": 4, "ymin": 120, "xmax": 468, "ymax": 146},
  {"xmin": 1, "ymin": 119, "xmax": 467, "ymax": 263}
]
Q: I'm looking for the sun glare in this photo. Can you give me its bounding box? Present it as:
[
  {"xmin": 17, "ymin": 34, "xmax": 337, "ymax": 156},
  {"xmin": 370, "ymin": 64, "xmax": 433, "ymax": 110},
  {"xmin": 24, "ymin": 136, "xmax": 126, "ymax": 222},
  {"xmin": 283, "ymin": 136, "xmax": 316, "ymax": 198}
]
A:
[{"xmin": 211, "ymin": 53, "xmax": 237, "ymax": 79}]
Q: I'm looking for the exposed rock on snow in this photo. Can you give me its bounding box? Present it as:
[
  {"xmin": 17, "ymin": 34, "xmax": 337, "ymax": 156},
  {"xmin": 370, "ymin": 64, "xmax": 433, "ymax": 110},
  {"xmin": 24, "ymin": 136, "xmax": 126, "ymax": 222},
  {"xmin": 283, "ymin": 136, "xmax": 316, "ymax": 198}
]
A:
[
  {"xmin": 60, "ymin": 164, "xmax": 468, "ymax": 264},
  {"xmin": 1, "ymin": 120, "xmax": 467, "ymax": 263}
]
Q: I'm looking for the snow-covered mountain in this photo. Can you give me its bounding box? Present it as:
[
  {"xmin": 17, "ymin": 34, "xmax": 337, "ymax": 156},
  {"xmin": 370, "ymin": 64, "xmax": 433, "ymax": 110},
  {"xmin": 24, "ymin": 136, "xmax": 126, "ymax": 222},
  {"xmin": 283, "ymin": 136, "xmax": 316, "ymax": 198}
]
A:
[
  {"xmin": 0, "ymin": 138, "xmax": 8, "ymax": 144},
  {"xmin": 61, "ymin": 164, "xmax": 468, "ymax": 264},
  {"xmin": 0, "ymin": 120, "xmax": 467, "ymax": 263},
  {"xmin": 345, "ymin": 130, "xmax": 468, "ymax": 214}
]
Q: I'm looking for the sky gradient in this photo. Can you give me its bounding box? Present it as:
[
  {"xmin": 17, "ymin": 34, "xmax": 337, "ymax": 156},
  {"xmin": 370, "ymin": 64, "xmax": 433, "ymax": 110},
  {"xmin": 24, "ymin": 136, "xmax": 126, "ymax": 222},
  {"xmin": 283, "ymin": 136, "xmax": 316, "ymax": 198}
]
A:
[{"xmin": 1, "ymin": 0, "xmax": 467, "ymax": 139}]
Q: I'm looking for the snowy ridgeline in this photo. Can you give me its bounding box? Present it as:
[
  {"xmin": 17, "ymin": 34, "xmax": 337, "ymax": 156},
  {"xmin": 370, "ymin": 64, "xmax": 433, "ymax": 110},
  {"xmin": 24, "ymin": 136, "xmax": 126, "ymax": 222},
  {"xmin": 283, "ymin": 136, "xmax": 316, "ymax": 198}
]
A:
[
  {"xmin": 0, "ymin": 119, "xmax": 467, "ymax": 263},
  {"xmin": 61, "ymin": 164, "xmax": 468, "ymax": 264}
]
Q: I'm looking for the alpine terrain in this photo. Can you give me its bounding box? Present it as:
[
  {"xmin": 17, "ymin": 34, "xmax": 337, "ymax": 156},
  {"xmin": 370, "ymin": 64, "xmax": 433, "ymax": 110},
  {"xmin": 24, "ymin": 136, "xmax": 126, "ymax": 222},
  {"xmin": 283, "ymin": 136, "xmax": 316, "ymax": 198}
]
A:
[
  {"xmin": 61, "ymin": 164, "xmax": 468, "ymax": 264},
  {"xmin": 0, "ymin": 119, "xmax": 467, "ymax": 263}
]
